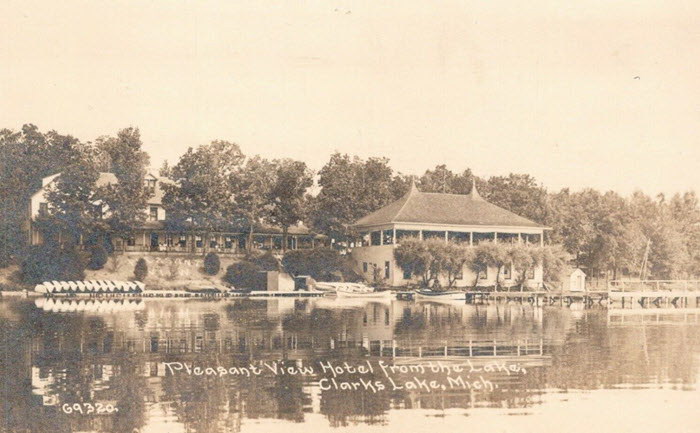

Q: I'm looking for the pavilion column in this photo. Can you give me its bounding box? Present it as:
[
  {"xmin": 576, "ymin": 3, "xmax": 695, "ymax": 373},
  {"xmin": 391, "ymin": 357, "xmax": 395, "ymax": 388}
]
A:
[
  {"xmin": 380, "ymin": 230, "xmax": 384, "ymax": 246},
  {"xmin": 469, "ymin": 232, "xmax": 473, "ymax": 246},
  {"xmin": 493, "ymin": 232, "xmax": 497, "ymax": 243},
  {"xmin": 444, "ymin": 231, "xmax": 448, "ymax": 243},
  {"xmin": 419, "ymin": 230, "xmax": 423, "ymax": 241},
  {"xmin": 392, "ymin": 227, "xmax": 396, "ymax": 245},
  {"xmin": 518, "ymin": 233, "xmax": 522, "ymax": 244},
  {"xmin": 540, "ymin": 234, "xmax": 544, "ymax": 247}
]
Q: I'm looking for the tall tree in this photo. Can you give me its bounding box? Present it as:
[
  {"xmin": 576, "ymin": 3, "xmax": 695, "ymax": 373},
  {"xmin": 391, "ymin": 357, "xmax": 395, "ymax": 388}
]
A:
[
  {"xmin": 235, "ymin": 155, "xmax": 276, "ymax": 249},
  {"xmin": 95, "ymin": 128, "xmax": 153, "ymax": 249},
  {"xmin": 0, "ymin": 125, "xmax": 86, "ymax": 262},
  {"xmin": 161, "ymin": 140, "xmax": 245, "ymax": 252},
  {"xmin": 311, "ymin": 153, "xmax": 397, "ymax": 240},
  {"xmin": 268, "ymin": 159, "xmax": 313, "ymax": 252}
]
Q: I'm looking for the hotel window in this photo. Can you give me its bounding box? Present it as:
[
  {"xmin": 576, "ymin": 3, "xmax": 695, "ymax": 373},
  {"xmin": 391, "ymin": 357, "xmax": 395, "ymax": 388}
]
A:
[
  {"xmin": 145, "ymin": 178, "xmax": 156, "ymax": 190},
  {"xmin": 384, "ymin": 261, "xmax": 390, "ymax": 279},
  {"xmin": 195, "ymin": 236, "xmax": 203, "ymax": 248},
  {"xmin": 502, "ymin": 265, "xmax": 512, "ymax": 280},
  {"xmin": 165, "ymin": 235, "xmax": 173, "ymax": 247},
  {"xmin": 93, "ymin": 204, "xmax": 103, "ymax": 219},
  {"xmin": 209, "ymin": 238, "xmax": 217, "ymax": 248},
  {"xmin": 127, "ymin": 237, "xmax": 135, "ymax": 246},
  {"xmin": 39, "ymin": 202, "xmax": 48, "ymax": 214},
  {"xmin": 370, "ymin": 231, "xmax": 381, "ymax": 246},
  {"xmin": 363, "ymin": 262, "xmax": 368, "ymax": 273},
  {"xmin": 224, "ymin": 236, "xmax": 233, "ymax": 249},
  {"xmin": 178, "ymin": 235, "xmax": 187, "ymax": 247},
  {"xmin": 149, "ymin": 206, "xmax": 158, "ymax": 221}
]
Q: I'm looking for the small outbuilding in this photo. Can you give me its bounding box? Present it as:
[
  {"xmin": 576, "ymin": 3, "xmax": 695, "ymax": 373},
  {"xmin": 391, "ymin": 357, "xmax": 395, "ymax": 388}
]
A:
[{"xmin": 562, "ymin": 268, "xmax": 586, "ymax": 292}]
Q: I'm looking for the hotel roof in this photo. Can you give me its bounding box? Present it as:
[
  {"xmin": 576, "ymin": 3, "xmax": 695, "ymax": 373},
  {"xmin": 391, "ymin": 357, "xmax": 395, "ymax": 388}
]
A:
[{"xmin": 352, "ymin": 181, "xmax": 547, "ymax": 229}]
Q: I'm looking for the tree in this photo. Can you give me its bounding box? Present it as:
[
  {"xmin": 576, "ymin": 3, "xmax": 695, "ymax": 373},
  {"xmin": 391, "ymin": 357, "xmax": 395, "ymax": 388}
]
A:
[
  {"xmin": 483, "ymin": 173, "xmax": 549, "ymax": 224},
  {"xmin": 418, "ymin": 165, "xmax": 474, "ymax": 194},
  {"xmin": 235, "ymin": 156, "xmax": 276, "ymax": 250},
  {"xmin": 441, "ymin": 242, "xmax": 473, "ymax": 288},
  {"xmin": 311, "ymin": 153, "xmax": 398, "ymax": 241},
  {"xmin": 162, "ymin": 140, "xmax": 245, "ymax": 252},
  {"xmin": 471, "ymin": 242, "xmax": 507, "ymax": 290},
  {"xmin": 21, "ymin": 244, "xmax": 87, "ymax": 284},
  {"xmin": 224, "ymin": 261, "xmax": 263, "ymax": 290},
  {"xmin": 134, "ymin": 258, "xmax": 148, "ymax": 281},
  {"xmin": 0, "ymin": 125, "xmax": 87, "ymax": 262},
  {"xmin": 538, "ymin": 244, "xmax": 569, "ymax": 286},
  {"xmin": 393, "ymin": 237, "xmax": 444, "ymax": 288},
  {"xmin": 96, "ymin": 128, "xmax": 153, "ymax": 250},
  {"xmin": 507, "ymin": 243, "xmax": 537, "ymax": 290},
  {"xmin": 268, "ymin": 159, "xmax": 313, "ymax": 252},
  {"xmin": 41, "ymin": 155, "xmax": 104, "ymax": 246}
]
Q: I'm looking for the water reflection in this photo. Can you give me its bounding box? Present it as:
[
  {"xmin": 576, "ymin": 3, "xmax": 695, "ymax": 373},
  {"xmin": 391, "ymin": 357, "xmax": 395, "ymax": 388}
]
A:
[{"xmin": 1, "ymin": 298, "xmax": 699, "ymax": 433}]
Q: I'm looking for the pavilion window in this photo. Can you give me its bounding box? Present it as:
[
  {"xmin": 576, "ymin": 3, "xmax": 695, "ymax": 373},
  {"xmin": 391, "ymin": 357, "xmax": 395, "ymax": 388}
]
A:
[
  {"xmin": 497, "ymin": 233, "xmax": 518, "ymax": 244},
  {"xmin": 422, "ymin": 230, "xmax": 445, "ymax": 240},
  {"xmin": 224, "ymin": 236, "xmax": 233, "ymax": 249},
  {"xmin": 273, "ymin": 236, "xmax": 283, "ymax": 250},
  {"xmin": 473, "ymin": 232, "xmax": 495, "ymax": 245},
  {"xmin": 479, "ymin": 268, "xmax": 488, "ymax": 280},
  {"xmin": 527, "ymin": 267, "xmax": 535, "ymax": 280},
  {"xmin": 395, "ymin": 230, "xmax": 420, "ymax": 242},
  {"xmin": 363, "ymin": 262, "xmax": 368, "ymax": 273},
  {"xmin": 370, "ymin": 231, "xmax": 381, "ymax": 246},
  {"xmin": 39, "ymin": 202, "xmax": 48, "ymax": 214},
  {"xmin": 454, "ymin": 267, "xmax": 463, "ymax": 280},
  {"xmin": 448, "ymin": 232, "xmax": 469, "ymax": 243},
  {"xmin": 382, "ymin": 229, "xmax": 394, "ymax": 245}
]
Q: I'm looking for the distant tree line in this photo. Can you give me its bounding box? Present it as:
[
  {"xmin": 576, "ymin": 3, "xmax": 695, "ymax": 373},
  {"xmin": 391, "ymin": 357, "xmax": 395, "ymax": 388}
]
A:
[{"xmin": 1, "ymin": 124, "xmax": 699, "ymax": 283}]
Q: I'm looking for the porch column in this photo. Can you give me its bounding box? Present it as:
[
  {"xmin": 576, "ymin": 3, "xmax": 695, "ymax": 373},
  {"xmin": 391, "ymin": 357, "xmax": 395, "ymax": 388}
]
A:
[
  {"xmin": 518, "ymin": 233, "xmax": 522, "ymax": 244},
  {"xmin": 143, "ymin": 232, "xmax": 147, "ymax": 250},
  {"xmin": 380, "ymin": 230, "xmax": 384, "ymax": 246},
  {"xmin": 540, "ymin": 234, "xmax": 544, "ymax": 247}
]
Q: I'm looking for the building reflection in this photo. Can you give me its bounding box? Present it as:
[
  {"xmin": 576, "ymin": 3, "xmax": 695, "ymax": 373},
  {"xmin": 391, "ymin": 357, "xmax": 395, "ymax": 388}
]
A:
[{"xmin": 0, "ymin": 298, "xmax": 699, "ymax": 433}]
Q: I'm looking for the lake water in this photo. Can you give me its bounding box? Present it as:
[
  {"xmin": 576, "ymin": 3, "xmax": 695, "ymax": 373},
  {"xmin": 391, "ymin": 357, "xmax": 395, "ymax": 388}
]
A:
[{"xmin": 1, "ymin": 297, "xmax": 699, "ymax": 433}]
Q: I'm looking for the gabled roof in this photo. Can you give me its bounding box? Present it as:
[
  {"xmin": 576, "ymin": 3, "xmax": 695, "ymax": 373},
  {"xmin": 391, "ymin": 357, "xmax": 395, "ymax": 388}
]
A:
[{"xmin": 352, "ymin": 181, "xmax": 547, "ymax": 229}]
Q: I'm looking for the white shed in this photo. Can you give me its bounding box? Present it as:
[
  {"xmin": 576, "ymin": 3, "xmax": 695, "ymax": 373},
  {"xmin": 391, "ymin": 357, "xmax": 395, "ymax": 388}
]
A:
[{"xmin": 562, "ymin": 268, "xmax": 586, "ymax": 292}]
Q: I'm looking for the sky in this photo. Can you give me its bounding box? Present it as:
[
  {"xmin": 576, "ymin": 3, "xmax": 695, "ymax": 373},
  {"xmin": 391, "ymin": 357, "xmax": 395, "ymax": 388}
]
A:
[{"xmin": 1, "ymin": 0, "xmax": 699, "ymax": 196}]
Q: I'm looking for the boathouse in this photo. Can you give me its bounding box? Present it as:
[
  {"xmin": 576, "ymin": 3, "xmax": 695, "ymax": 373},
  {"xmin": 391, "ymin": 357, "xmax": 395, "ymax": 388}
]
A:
[{"xmin": 350, "ymin": 181, "xmax": 549, "ymax": 288}]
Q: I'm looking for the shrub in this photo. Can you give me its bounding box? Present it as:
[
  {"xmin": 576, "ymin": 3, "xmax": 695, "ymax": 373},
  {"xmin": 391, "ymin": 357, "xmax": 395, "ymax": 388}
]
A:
[
  {"xmin": 203, "ymin": 252, "xmax": 221, "ymax": 275},
  {"xmin": 134, "ymin": 258, "xmax": 148, "ymax": 281},
  {"xmin": 282, "ymin": 248, "xmax": 344, "ymax": 281},
  {"xmin": 87, "ymin": 244, "xmax": 108, "ymax": 270},
  {"xmin": 249, "ymin": 250, "xmax": 280, "ymax": 271},
  {"xmin": 224, "ymin": 261, "xmax": 264, "ymax": 290},
  {"xmin": 21, "ymin": 245, "xmax": 87, "ymax": 284}
]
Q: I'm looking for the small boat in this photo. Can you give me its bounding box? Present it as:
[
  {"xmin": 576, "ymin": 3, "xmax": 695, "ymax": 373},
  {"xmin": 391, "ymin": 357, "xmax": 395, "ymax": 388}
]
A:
[
  {"xmin": 415, "ymin": 290, "xmax": 466, "ymax": 301},
  {"xmin": 34, "ymin": 280, "xmax": 145, "ymax": 294}
]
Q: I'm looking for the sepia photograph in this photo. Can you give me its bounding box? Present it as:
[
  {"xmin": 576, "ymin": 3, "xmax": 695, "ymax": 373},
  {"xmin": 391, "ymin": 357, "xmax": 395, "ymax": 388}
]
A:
[{"xmin": 1, "ymin": 1, "xmax": 699, "ymax": 432}]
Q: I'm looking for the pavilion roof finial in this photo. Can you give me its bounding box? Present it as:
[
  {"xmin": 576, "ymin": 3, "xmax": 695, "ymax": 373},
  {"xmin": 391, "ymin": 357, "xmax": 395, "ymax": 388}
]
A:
[
  {"xmin": 469, "ymin": 177, "xmax": 483, "ymax": 200},
  {"xmin": 408, "ymin": 178, "xmax": 419, "ymax": 194}
]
